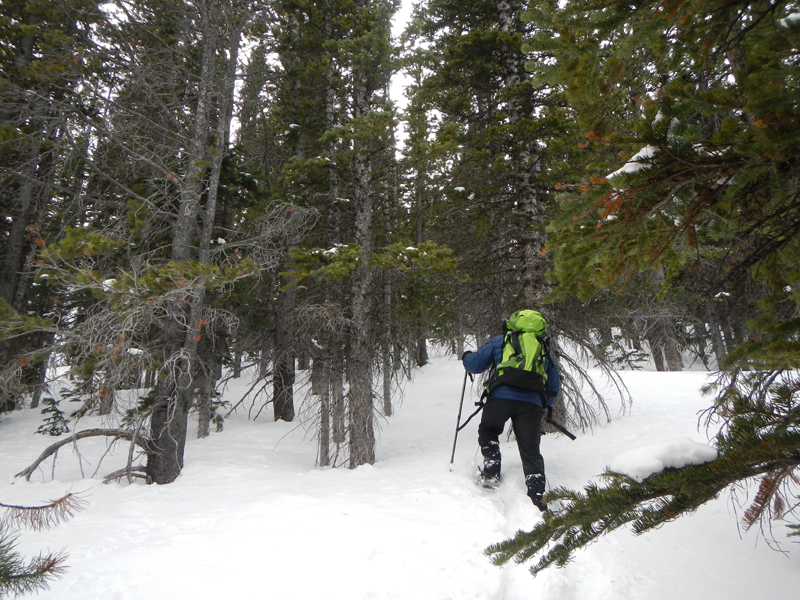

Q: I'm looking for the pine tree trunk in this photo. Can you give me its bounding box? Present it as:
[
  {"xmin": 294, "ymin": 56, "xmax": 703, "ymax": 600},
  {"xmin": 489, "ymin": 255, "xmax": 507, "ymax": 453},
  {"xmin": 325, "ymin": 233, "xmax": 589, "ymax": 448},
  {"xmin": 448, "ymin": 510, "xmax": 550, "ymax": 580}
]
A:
[
  {"xmin": 144, "ymin": 370, "xmax": 156, "ymax": 389},
  {"xmin": 496, "ymin": 0, "xmax": 548, "ymax": 308},
  {"xmin": 345, "ymin": 6, "xmax": 377, "ymax": 466},
  {"xmin": 647, "ymin": 325, "xmax": 667, "ymax": 372},
  {"xmin": 196, "ymin": 370, "xmax": 212, "ymax": 439},
  {"xmin": 706, "ymin": 304, "xmax": 728, "ymax": 367},
  {"xmin": 98, "ymin": 385, "xmax": 114, "ymax": 415},
  {"xmin": 273, "ymin": 270, "xmax": 296, "ymax": 422},
  {"xmin": 259, "ymin": 346, "xmax": 270, "ymax": 381},
  {"xmin": 314, "ymin": 351, "xmax": 331, "ymax": 466},
  {"xmin": 382, "ymin": 275, "xmax": 393, "ymax": 417},
  {"xmin": 233, "ymin": 335, "xmax": 243, "ymax": 379},
  {"xmin": 147, "ymin": 0, "xmax": 219, "ymax": 483},
  {"xmin": 331, "ymin": 345, "xmax": 346, "ymax": 447},
  {"xmin": 347, "ymin": 144, "xmax": 375, "ymax": 466},
  {"xmin": 199, "ymin": 12, "xmax": 241, "ymax": 265},
  {"xmin": 147, "ymin": 376, "xmax": 189, "ymax": 484},
  {"xmin": 382, "ymin": 156, "xmax": 396, "ymax": 417},
  {"xmin": 663, "ymin": 330, "xmax": 683, "ymax": 371},
  {"xmin": 312, "ymin": 27, "xmax": 345, "ymax": 466},
  {"xmin": 415, "ymin": 334, "xmax": 428, "ymax": 367},
  {"xmin": 172, "ymin": 0, "xmax": 217, "ymax": 263},
  {"xmin": 319, "ymin": 386, "xmax": 331, "ymax": 466},
  {"xmin": 455, "ymin": 312, "xmax": 464, "ymax": 358}
]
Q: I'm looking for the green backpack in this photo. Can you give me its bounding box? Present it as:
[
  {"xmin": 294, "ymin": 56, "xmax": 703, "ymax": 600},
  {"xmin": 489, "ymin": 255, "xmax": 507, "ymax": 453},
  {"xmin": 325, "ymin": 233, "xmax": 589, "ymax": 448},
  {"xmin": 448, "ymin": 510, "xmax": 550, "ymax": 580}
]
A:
[{"xmin": 487, "ymin": 309, "xmax": 549, "ymax": 396}]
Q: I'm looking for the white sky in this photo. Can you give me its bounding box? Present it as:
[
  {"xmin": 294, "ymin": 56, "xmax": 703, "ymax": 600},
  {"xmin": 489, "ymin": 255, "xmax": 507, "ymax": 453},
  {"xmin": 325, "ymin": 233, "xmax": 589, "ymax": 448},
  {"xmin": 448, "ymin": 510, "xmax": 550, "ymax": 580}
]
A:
[{"xmin": 390, "ymin": 0, "xmax": 417, "ymax": 111}]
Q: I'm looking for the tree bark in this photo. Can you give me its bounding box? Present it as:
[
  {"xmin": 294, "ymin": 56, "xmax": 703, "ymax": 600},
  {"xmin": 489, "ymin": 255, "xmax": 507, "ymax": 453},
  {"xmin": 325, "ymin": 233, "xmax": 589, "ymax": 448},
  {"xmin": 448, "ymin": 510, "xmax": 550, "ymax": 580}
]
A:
[
  {"xmin": 146, "ymin": 0, "xmax": 220, "ymax": 483},
  {"xmin": 496, "ymin": 0, "xmax": 548, "ymax": 308},
  {"xmin": 331, "ymin": 344, "xmax": 346, "ymax": 447},
  {"xmin": 345, "ymin": 0, "xmax": 378, "ymax": 467},
  {"xmin": 347, "ymin": 120, "xmax": 376, "ymax": 465},
  {"xmin": 273, "ymin": 270, "xmax": 296, "ymax": 422},
  {"xmin": 313, "ymin": 347, "xmax": 332, "ymax": 466},
  {"xmin": 646, "ymin": 322, "xmax": 667, "ymax": 372},
  {"xmin": 706, "ymin": 303, "xmax": 728, "ymax": 367},
  {"xmin": 172, "ymin": 0, "xmax": 217, "ymax": 263}
]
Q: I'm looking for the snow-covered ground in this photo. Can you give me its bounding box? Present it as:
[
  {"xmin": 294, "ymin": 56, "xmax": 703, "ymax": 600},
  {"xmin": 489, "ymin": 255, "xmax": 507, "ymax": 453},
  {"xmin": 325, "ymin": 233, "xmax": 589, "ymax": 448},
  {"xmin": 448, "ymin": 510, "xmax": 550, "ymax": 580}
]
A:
[{"xmin": 2, "ymin": 350, "xmax": 798, "ymax": 599}]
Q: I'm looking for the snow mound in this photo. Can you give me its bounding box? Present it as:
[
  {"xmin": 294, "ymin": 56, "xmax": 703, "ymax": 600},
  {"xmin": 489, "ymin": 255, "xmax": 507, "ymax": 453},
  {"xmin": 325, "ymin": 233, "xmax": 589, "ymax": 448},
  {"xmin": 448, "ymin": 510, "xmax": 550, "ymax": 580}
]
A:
[{"xmin": 609, "ymin": 437, "xmax": 718, "ymax": 482}]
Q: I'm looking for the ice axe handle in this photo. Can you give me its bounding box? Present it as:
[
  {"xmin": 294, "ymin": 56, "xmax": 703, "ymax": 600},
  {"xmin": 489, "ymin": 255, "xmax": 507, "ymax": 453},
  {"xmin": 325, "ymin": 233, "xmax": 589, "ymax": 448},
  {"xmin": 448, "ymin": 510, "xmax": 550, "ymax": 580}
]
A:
[{"xmin": 545, "ymin": 417, "xmax": 577, "ymax": 441}]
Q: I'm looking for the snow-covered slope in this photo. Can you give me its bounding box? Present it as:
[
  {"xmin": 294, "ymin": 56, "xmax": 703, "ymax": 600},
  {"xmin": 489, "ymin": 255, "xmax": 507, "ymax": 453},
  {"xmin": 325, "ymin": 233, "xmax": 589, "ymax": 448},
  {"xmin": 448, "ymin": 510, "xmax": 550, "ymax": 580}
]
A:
[{"xmin": 1, "ymin": 352, "xmax": 797, "ymax": 599}]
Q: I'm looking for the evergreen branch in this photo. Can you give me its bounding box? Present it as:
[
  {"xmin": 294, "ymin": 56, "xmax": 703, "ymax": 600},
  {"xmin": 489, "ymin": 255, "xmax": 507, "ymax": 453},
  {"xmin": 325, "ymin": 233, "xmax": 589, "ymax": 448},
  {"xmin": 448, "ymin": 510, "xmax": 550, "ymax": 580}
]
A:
[
  {"xmin": 0, "ymin": 527, "xmax": 67, "ymax": 598},
  {"xmin": 0, "ymin": 493, "xmax": 78, "ymax": 596},
  {"xmin": 0, "ymin": 493, "xmax": 86, "ymax": 532},
  {"xmin": 485, "ymin": 433, "xmax": 800, "ymax": 576}
]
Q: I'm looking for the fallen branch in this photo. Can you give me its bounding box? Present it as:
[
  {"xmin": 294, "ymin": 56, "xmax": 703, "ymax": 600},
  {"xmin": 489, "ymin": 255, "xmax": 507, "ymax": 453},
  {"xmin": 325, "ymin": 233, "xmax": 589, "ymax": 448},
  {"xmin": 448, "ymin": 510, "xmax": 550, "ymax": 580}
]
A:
[
  {"xmin": 15, "ymin": 429, "xmax": 144, "ymax": 481},
  {"xmin": 103, "ymin": 466, "xmax": 148, "ymax": 484}
]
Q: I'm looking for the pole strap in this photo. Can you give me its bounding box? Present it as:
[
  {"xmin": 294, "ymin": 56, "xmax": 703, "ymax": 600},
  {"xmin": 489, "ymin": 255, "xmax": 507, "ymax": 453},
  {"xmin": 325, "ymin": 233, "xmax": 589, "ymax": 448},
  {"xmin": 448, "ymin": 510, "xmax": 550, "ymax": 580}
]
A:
[{"xmin": 456, "ymin": 399, "xmax": 485, "ymax": 432}]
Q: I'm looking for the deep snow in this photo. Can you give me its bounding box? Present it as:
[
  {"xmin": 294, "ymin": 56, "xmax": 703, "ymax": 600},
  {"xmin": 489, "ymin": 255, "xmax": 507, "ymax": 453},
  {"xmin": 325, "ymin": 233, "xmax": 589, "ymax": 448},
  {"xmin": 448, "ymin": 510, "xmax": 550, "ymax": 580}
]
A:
[{"xmin": 2, "ymin": 350, "xmax": 798, "ymax": 599}]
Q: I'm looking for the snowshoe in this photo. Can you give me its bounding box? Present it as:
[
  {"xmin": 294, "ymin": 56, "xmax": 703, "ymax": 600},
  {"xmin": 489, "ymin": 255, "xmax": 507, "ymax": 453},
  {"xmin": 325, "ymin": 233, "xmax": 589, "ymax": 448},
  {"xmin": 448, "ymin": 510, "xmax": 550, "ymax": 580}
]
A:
[{"xmin": 478, "ymin": 474, "xmax": 501, "ymax": 490}]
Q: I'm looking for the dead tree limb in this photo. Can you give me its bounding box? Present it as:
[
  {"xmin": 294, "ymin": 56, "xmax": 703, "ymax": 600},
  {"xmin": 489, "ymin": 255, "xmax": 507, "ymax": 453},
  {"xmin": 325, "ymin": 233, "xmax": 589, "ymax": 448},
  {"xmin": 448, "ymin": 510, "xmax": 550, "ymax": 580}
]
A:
[
  {"xmin": 103, "ymin": 466, "xmax": 148, "ymax": 484},
  {"xmin": 15, "ymin": 429, "xmax": 143, "ymax": 481}
]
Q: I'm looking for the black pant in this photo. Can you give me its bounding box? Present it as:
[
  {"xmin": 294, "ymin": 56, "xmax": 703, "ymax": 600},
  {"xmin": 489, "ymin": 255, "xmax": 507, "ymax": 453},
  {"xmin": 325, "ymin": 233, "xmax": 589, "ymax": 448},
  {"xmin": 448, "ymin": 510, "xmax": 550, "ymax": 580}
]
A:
[{"xmin": 478, "ymin": 398, "xmax": 545, "ymax": 498}]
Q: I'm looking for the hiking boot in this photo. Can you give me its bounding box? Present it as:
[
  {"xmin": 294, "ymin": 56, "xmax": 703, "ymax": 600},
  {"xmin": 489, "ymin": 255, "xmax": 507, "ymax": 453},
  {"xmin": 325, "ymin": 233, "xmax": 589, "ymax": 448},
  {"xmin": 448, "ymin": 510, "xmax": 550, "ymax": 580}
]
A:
[
  {"xmin": 531, "ymin": 494, "xmax": 547, "ymax": 512},
  {"xmin": 479, "ymin": 441, "xmax": 501, "ymax": 480}
]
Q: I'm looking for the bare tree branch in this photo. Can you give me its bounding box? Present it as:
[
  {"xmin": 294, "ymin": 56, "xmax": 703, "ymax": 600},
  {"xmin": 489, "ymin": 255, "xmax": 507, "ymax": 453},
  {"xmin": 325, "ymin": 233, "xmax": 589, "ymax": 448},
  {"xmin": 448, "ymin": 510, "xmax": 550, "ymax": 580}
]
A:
[{"xmin": 15, "ymin": 429, "xmax": 144, "ymax": 481}]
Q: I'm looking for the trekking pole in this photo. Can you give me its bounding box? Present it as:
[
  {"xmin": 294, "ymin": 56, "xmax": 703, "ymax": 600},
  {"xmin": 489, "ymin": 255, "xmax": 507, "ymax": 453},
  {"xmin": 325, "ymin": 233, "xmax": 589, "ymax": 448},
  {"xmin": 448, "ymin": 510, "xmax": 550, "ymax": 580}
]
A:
[
  {"xmin": 450, "ymin": 370, "xmax": 471, "ymax": 465},
  {"xmin": 545, "ymin": 407, "xmax": 577, "ymax": 441}
]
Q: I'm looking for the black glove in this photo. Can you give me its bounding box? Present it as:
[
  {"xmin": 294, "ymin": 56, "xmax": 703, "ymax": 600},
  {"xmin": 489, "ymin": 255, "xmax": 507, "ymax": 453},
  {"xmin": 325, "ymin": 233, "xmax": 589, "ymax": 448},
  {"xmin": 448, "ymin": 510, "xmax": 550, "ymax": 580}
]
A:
[
  {"xmin": 546, "ymin": 406, "xmax": 553, "ymax": 421},
  {"xmin": 461, "ymin": 350, "xmax": 473, "ymax": 361}
]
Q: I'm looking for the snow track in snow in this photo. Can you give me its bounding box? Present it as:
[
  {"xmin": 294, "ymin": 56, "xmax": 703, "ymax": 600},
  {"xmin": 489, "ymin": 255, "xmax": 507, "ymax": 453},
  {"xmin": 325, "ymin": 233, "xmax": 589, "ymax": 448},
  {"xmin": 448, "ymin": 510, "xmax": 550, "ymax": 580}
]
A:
[{"xmin": 1, "ymin": 352, "xmax": 797, "ymax": 599}]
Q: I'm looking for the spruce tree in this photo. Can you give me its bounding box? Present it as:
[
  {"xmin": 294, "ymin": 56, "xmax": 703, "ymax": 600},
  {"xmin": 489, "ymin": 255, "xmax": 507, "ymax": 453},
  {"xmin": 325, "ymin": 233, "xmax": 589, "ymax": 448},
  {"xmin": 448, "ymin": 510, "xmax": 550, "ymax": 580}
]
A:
[
  {"xmin": 403, "ymin": 0, "xmax": 622, "ymax": 428},
  {"xmin": 487, "ymin": 0, "xmax": 800, "ymax": 574},
  {"xmin": 0, "ymin": 0, "xmax": 102, "ymax": 411}
]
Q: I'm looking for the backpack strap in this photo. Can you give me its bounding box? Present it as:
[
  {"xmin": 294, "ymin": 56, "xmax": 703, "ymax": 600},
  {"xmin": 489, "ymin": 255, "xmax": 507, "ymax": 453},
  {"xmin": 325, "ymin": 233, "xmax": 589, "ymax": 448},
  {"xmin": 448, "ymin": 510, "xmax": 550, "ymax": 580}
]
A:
[
  {"xmin": 482, "ymin": 365, "xmax": 500, "ymax": 399},
  {"xmin": 508, "ymin": 330, "xmax": 523, "ymax": 358}
]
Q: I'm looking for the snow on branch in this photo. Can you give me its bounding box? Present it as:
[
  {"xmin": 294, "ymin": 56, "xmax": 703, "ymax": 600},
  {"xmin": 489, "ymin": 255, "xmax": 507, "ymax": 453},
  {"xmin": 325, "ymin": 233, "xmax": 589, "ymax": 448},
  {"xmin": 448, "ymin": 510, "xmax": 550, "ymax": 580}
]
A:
[
  {"xmin": 609, "ymin": 438, "xmax": 719, "ymax": 482},
  {"xmin": 779, "ymin": 12, "xmax": 800, "ymax": 28},
  {"xmin": 606, "ymin": 145, "xmax": 658, "ymax": 181}
]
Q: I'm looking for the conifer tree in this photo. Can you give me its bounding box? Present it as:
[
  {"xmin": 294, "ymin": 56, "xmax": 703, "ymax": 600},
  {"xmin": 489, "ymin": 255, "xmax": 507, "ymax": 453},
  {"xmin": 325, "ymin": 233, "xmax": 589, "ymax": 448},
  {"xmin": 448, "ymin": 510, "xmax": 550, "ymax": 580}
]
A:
[
  {"xmin": 3, "ymin": 0, "xmax": 298, "ymax": 483},
  {"xmin": 406, "ymin": 0, "xmax": 554, "ymax": 325},
  {"xmin": 236, "ymin": 0, "xmax": 400, "ymax": 466},
  {"xmin": 403, "ymin": 0, "xmax": 622, "ymax": 428},
  {"xmin": 0, "ymin": 0, "xmax": 102, "ymax": 410},
  {"xmin": 487, "ymin": 0, "xmax": 800, "ymax": 574}
]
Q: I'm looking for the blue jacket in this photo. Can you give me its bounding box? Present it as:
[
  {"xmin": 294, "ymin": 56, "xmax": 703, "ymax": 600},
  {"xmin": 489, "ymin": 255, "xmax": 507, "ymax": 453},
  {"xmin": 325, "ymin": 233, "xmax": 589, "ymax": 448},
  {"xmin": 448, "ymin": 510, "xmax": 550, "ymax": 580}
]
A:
[{"xmin": 462, "ymin": 334, "xmax": 560, "ymax": 408}]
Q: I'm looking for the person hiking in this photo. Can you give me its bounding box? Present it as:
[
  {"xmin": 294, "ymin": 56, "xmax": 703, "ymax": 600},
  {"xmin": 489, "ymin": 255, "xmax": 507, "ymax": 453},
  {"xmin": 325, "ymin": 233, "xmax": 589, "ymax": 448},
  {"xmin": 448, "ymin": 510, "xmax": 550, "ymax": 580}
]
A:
[{"xmin": 461, "ymin": 310, "xmax": 560, "ymax": 512}]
